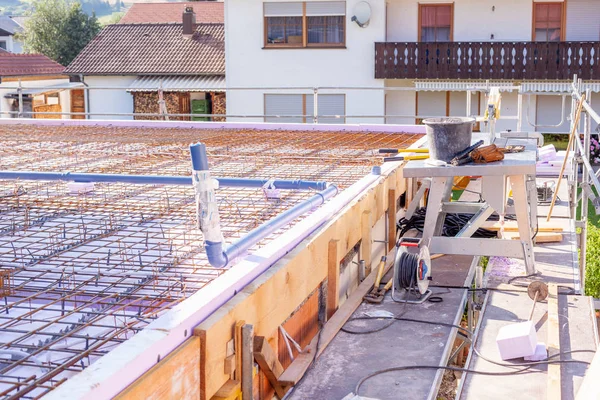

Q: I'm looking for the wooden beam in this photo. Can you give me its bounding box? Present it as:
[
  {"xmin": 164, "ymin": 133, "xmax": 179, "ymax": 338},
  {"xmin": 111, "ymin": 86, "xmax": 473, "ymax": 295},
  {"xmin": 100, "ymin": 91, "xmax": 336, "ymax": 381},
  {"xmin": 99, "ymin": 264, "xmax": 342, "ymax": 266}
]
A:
[
  {"xmin": 388, "ymin": 189, "xmax": 397, "ymax": 252},
  {"xmin": 224, "ymin": 355, "xmax": 236, "ymax": 376},
  {"xmin": 278, "ymin": 258, "xmax": 393, "ymax": 386},
  {"xmin": 508, "ymin": 232, "xmax": 563, "ymax": 243},
  {"xmin": 327, "ymin": 239, "xmax": 340, "ymax": 320},
  {"xmin": 361, "ymin": 210, "xmax": 372, "ymax": 275},
  {"xmin": 278, "ymin": 330, "xmax": 320, "ymax": 387},
  {"xmin": 481, "ymin": 221, "xmax": 563, "ymax": 232},
  {"xmin": 234, "ymin": 320, "xmax": 245, "ymax": 381},
  {"xmin": 115, "ymin": 337, "xmax": 200, "ymax": 400},
  {"xmin": 253, "ymin": 336, "xmax": 288, "ymax": 398},
  {"xmin": 547, "ymin": 283, "xmax": 561, "ymax": 400},
  {"xmin": 576, "ymin": 349, "xmax": 600, "ymax": 400},
  {"xmin": 212, "ymin": 380, "xmax": 241, "ymax": 400},
  {"xmin": 241, "ymin": 324, "xmax": 254, "ymax": 400}
]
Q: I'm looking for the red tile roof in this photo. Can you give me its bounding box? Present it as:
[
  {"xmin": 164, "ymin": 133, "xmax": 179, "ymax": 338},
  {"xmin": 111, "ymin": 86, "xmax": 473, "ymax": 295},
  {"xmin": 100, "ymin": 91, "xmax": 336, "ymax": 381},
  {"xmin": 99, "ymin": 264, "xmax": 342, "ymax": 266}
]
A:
[
  {"xmin": 119, "ymin": 2, "xmax": 223, "ymax": 24},
  {"xmin": 0, "ymin": 53, "xmax": 65, "ymax": 77},
  {"xmin": 65, "ymin": 23, "xmax": 224, "ymax": 75}
]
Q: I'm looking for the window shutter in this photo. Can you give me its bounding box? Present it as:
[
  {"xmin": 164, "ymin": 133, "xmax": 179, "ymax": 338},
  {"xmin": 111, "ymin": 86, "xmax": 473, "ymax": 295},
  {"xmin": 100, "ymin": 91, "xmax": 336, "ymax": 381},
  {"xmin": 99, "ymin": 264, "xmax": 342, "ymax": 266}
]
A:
[
  {"xmin": 305, "ymin": 1, "xmax": 346, "ymax": 16},
  {"xmin": 264, "ymin": 94, "xmax": 304, "ymax": 123},
  {"xmin": 264, "ymin": 2, "xmax": 303, "ymax": 17},
  {"xmin": 566, "ymin": 0, "xmax": 600, "ymax": 40},
  {"xmin": 307, "ymin": 94, "xmax": 345, "ymax": 124}
]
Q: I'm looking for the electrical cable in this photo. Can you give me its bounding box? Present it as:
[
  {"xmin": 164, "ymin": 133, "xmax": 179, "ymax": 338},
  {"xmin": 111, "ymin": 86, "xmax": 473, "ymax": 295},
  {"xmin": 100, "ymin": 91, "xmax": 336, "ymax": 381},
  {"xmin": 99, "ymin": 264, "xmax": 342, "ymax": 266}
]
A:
[
  {"xmin": 397, "ymin": 207, "xmax": 509, "ymax": 239},
  {"xmin": 354, "ymin": 350, "xmax": 595, "ymax": 396},
  {"xmin": 348, "ymin": 314, "xmax": 596, "ymax": 395}
]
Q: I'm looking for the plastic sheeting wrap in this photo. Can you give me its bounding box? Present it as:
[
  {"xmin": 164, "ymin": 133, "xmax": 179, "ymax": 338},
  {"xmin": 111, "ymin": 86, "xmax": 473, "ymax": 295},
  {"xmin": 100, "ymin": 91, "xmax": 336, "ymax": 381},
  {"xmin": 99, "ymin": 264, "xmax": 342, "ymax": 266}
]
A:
[{"xmin": 193, "ymin": 170, "xmax": 223, "ymax": 244}]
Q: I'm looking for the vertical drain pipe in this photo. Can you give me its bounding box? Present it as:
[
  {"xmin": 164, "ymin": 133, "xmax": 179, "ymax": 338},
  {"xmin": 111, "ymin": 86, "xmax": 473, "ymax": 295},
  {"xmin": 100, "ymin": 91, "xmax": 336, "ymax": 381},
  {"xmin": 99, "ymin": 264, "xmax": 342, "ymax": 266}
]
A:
[
  {"xmin": 191, "ymin": 142, "xmax": 339, "ymax": 269},
  {"xmin": 190, "ymin": 143, "xmax": 227, "ymax": 267}
]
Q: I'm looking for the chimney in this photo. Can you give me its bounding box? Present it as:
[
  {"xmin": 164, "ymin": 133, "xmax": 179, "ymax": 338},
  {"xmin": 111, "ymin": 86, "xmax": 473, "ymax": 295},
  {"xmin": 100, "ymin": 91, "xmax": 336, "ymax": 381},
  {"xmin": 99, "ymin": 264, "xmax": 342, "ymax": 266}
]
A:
[{"xmin": 183, "ymin": 6, "xmax": 196, "ymax": 38}]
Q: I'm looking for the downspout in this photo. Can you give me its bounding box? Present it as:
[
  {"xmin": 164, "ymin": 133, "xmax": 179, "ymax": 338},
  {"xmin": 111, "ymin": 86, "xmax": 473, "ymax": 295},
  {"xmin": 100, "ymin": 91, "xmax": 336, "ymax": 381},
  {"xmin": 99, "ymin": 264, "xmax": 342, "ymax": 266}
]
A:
[
  {"xmin": 80, "ymin": 75, "xmax": 90, "ymax": 120},
  {"xmin": 190, "ymin": 143, "xmax": 338, "ymax": 268}
]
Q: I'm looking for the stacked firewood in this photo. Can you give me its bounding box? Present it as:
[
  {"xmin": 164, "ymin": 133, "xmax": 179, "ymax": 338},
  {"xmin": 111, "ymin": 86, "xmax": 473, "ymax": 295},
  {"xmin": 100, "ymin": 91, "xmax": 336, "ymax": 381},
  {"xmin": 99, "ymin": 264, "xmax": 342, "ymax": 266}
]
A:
[
  {"xmin": 133, "ymin": 92, "xmax": 185, "ymax": 120},
  {"xmin": 210, "ymin": 92, "xmax": 226, "ymax": 122}
]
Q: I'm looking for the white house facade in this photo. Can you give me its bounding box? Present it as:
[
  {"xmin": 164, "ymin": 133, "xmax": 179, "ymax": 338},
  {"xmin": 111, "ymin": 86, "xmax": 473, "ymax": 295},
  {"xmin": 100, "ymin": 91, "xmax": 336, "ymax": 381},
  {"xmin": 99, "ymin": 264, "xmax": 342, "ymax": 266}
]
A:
[{"xmin": 225, "ymin": 0, "xmax": 600, "ymax": 132}]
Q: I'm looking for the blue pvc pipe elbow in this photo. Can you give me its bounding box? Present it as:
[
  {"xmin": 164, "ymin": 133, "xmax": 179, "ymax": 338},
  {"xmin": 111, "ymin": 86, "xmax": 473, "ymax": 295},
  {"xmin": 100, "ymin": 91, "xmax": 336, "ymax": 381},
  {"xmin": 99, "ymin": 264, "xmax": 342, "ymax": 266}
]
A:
[{"xmin": 205, "ymin": 241, "xmax": 228, "ymax": 268}]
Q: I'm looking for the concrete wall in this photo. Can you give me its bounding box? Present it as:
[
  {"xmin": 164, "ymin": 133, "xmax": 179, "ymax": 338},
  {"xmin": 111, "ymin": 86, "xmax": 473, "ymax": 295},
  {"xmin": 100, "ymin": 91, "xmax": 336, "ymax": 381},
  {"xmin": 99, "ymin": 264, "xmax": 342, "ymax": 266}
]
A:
[
  {"xmin": 84, "ymin": 76, "xmax": 136, "ymax": 120},
  {"xmin": 225, "ymin": 0, "xmax": 386, "ymax": 124}
]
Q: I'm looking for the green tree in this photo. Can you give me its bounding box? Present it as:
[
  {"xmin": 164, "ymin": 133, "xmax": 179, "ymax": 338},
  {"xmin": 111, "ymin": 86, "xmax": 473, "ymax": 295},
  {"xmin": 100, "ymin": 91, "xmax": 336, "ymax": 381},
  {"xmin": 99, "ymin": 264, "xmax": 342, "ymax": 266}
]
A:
[{"xmin": 20, "ymin": 0, "xmax": 101, "ymax": 66}]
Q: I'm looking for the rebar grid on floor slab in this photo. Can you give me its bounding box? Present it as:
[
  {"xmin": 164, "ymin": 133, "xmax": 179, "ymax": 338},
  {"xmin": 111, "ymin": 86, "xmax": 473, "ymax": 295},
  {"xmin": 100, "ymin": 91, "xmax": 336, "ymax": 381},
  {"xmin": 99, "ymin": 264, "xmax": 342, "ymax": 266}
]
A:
[{"xmin": 0, "ymin": 124, "xmax": 418, "ymax": 398}]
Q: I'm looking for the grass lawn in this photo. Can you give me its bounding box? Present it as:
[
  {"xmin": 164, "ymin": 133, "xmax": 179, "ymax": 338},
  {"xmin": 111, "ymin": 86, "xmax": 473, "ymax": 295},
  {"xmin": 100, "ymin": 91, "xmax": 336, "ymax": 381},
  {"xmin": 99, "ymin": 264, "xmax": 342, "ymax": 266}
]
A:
[
  {"xmin": 543, "ymin": 133, "xmax": 570, "ymax": 151},
  {"xmin": 577, "ymin": 190, "xmax": 600, "ymax": 297}
]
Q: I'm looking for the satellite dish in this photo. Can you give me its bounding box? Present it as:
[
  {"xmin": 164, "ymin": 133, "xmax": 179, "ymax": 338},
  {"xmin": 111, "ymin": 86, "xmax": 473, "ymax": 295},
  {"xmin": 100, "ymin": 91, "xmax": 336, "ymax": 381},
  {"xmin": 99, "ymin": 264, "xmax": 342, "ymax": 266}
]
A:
[{"xmin": 351, "ymin": 1, "xmax": 371, "ymax": 28}]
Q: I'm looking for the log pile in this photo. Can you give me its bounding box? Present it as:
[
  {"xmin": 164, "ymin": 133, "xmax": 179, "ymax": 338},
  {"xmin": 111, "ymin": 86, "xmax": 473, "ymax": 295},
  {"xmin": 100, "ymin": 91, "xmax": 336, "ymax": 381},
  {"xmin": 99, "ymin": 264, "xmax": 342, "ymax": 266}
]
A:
[
  {"xmin": 209, "ymin": 92, "xmax": 226, "ymax": 122},
  {"xmin": 133, "ymin": 92, "xmax": 186, "ymax": 121}
]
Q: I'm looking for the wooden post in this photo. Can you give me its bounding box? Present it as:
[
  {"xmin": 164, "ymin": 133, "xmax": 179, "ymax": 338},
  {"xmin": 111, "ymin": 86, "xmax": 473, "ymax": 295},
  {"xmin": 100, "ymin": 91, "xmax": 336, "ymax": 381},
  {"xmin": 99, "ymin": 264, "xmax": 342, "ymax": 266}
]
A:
[
  {"xmin": 361, "ymin": 210, "xmax": 372, "ymax": 275},
  {"xmin": 234, "ymin": 321, "xmax": 245, "ymax": 382},
  {"xmin": 241, "ymin": 324, "xmax": 254, "ymax": 400},
  {"xmin": 327, "ymin": 239, "xmax": 340, "ymax": 320},
  {"xmin": 388, "ymin": 189, "xmax": 397, "ymax": 252},
  {"xmin": 547, "ymin": 283, "xmax": 561, "ymax": 400}
]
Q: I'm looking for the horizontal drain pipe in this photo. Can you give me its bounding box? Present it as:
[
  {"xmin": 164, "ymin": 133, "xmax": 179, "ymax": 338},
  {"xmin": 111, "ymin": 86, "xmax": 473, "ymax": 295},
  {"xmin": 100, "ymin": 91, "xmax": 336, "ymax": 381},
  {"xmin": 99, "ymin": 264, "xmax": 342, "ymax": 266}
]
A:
[
  {"xmin": 0, "ymin": 171, "xmax": 327, "ymax": 191},
  {"xmin": 190, "ymin": 143, "xmax": 338, "ymax": 269}
]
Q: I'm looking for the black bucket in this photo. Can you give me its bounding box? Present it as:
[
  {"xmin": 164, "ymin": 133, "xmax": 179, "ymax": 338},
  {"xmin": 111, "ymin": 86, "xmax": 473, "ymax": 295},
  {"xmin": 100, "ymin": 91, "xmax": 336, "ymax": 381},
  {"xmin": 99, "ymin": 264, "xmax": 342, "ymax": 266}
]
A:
[{"xmin": 422, "ymin": 117, "xmax": 475, "ymax": 162}]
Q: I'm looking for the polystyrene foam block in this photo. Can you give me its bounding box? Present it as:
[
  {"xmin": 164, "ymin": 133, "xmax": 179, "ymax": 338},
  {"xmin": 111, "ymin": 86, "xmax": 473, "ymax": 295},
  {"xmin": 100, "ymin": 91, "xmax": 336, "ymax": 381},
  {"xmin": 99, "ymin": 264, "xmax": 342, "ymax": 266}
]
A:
[
  {"xmin": 496, "ymin": 320, "xmax": 537, "ymax": 360},
  {"xmin": 524, "ymin": 342, "xmax": 547, "ymax": 361},
  {"xmin": 538, "ymin": 145, "xmax": 557, "ymax": 162}
]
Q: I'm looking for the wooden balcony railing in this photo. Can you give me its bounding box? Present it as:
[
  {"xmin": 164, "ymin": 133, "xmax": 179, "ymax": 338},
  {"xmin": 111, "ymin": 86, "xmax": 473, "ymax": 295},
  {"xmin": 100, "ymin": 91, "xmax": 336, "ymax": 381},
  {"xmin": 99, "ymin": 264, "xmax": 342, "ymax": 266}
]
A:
[{"xmin": 375, "ymin": 41, "xmax": 600, "ymax": 80}]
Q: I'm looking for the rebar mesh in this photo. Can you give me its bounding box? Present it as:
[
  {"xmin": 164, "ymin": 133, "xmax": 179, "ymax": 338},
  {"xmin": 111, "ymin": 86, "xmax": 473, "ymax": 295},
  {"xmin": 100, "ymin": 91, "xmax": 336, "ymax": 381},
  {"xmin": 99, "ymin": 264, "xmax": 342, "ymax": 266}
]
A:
[{"xmin": 0, "ymin": 124, "xmax": 419, "ymax": 398}]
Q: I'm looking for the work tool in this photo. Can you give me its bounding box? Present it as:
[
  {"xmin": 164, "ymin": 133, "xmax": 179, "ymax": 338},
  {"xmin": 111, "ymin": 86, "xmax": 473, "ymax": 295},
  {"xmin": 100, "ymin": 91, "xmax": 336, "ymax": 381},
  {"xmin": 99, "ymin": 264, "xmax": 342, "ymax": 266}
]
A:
[
  {"xmin": 363, "ymin": 256, "xmax": 387, "ymax": 302},
  {"xmin": 379, "ymin": 148, "xmax": 430, "ymax": 154},
  {"xmin": 527, "ymin": 281, "xmax": 549, "ymax": 321},
  {"xmin": 501, "ymin": 145, "xmax": 525, "ymax": 153},
  {"xmin": 391, "ymin": 237, "xmax": 432, "ymax": 304},
  {"xmin": 383, "ymin": 155, "xmax": 429, "ymax": 162},
  {"xmin": 451, "ymin": 140, "xmax": 484, "ymax": 161},
  {"xmin": 364, "ymin": 279, "xmax": 393, "ymax": 304},
  {"xmin": 451, "ymin": 144, "xmax": 505, "ymax": 166}
]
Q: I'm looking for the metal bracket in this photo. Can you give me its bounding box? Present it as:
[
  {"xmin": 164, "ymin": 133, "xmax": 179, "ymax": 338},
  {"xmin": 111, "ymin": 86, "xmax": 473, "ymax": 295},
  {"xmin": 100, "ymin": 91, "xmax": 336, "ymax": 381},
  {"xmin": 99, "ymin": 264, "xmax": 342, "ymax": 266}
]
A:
[
  {"xmin": 581, "ymin": 182, "xmax": 600, "ymax": 215},
  {"xmin": 521, "ymin": 241, "xmax": 536, "ymax": 275},
  {"xmin": 406, "ymin": 178, "xmax": 431, "ymax": 219}
]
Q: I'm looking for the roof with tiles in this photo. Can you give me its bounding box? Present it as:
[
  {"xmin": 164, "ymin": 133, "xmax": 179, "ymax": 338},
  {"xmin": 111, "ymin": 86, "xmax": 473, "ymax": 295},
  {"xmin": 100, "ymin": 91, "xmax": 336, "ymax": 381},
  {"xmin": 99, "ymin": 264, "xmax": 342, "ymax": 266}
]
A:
[
  {"xmin": 119, "ymin": 2, "xmax": 223, "ymax": 24},
  {"xmin": 0, "ymin": 53, "xmax": 65, "ymax": 77},
  {"xmin": 65, "ymin": 23, "xmax": 225, "ymax": 76}
]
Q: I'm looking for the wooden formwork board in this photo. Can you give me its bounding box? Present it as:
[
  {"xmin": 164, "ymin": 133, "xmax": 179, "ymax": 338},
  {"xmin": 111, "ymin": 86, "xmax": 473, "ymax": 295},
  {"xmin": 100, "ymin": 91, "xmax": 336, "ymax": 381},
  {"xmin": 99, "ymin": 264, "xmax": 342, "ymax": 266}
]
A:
[
  {"xmin": 115, "ymin": 337, "xmax": 201, "ymax": 400},
  {"xmin": 194, "ymin": 164, "xmax": 407, "ymax": 400}
]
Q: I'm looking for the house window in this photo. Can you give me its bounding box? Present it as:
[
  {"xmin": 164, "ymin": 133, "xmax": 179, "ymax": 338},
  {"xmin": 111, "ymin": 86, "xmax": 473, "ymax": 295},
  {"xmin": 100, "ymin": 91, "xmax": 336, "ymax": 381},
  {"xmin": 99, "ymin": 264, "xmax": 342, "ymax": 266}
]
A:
[
  {"xmin": 264, "ymin": 93, "xmax": 345, "ymax": 123},
  {"xmin": 264, "ymin": 2, "xmax": 345, "ymax": 48},
  {"xmin": 0, "ymin": 41, "xmax": 6, "ymax": 50},
  {"xmin": 533, "ymin": 2, "xmax": 564, "ymax": 42},
  {"xmin": 418, "ymin": 4, "xmax": 453, "ymax": 42}
]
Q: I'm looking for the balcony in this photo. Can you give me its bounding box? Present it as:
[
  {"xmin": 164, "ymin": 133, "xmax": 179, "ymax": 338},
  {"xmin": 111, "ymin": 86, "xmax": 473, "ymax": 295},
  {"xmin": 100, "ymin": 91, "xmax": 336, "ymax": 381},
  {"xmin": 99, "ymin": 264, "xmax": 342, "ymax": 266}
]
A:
[{"xmin": 375, "ymin": 41, "xmax": 600, "ymax": 80}]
